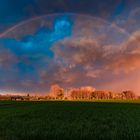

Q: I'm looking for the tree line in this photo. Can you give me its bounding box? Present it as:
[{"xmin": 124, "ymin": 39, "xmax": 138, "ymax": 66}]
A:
[{"xmin": 45, "ymin": 84, "xmax": 137, "ymax": 100}]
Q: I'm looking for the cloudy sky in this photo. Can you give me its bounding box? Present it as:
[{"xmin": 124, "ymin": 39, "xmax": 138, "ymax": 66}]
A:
[{"xmin": 0, "ymin": 0, "xmax": 140, "ymax": 94}]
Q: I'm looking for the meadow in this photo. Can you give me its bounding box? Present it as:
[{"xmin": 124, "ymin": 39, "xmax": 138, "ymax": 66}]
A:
[{"xmin": 0, "ymin": 100, "xmax": 140, "ymax": 140}]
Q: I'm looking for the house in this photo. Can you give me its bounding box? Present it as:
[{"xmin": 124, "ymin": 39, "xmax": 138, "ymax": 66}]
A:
[{"xmin": 11, "ymin": 95, "xmax": 30, "ymax": 101}]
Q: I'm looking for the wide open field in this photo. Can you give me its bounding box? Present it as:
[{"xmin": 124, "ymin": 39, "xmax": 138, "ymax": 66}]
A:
[{"xmin": 0, "ymin": 100, "xmax": 140, "ymax": 140}]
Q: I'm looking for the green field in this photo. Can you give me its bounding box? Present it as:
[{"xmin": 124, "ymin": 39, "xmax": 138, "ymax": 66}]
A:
[{"xmin": 0, "ymin": 101, "xmax": 140, "ymax": 140}]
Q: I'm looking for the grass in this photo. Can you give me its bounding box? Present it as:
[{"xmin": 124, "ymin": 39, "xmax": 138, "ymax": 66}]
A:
[{"xmin": 0, "ymin": 100, "xmax": 140, "ymax": 140}]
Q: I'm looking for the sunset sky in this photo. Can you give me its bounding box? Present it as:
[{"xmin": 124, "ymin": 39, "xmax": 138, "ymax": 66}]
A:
[{"xmin": 0, "ymin": 0, "xmax": 140, "ymax": 94}]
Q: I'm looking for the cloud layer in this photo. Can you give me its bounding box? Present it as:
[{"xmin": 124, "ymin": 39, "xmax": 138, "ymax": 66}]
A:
[{"xmin": 0, "ymin": 14, "xmax": 140, "ymax": 94}]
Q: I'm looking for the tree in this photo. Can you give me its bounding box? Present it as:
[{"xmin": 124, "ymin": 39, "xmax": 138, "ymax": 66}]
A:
[
  {"xmin": 69, "ymin": 86, "xmax": 95, "ymax": 100},
  {"xmin": 122, "ymin": 90, "xmax": 136, "ymax": 99},
  {"xmin": 50, "ymin": 84, "xmax": 64, "ymax": 99}
]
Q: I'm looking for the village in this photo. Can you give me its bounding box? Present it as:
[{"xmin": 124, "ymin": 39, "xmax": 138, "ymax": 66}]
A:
[{"xmin": 0, "ymin": 84, "xmax": 138, "ymax": 101}]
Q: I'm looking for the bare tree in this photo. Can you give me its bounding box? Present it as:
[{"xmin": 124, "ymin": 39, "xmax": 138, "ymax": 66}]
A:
[
  {"xmin": 69, "ymin": 86, "xmax": 95, "ymax": 100},
  {"xmin": 122, "ymin": 90, "xmax": 136, "ymax": 99},
  {"xmin": 50, "ymin": 84, "xmax": 64, "ymax": 99}
]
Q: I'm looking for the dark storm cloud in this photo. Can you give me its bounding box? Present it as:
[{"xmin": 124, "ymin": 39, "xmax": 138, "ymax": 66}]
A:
[
  {"xmin": 1, "ymin": 12, "xmax": 140, "ymax": 93},
  {"xmin": 0, "ymin": 17, "xmax": 73, "ymax": 92},
  {"xmin": 0, "ymin": 1, "xmax": 140, "ymax": 93},
  {"xmin": 1, "ymin": 0, "xmax": 139, "ymax": 32},
  {"xmin": 39, "ymin": 16, "xmax": 140, "ymax": 89},
  {"xmin": 52, "ymin": 31, "xmax": 140, "ymax": 76},
  {"xmin": 0, "ymin": 47, "xmax": 18, "ymax": 68}
]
